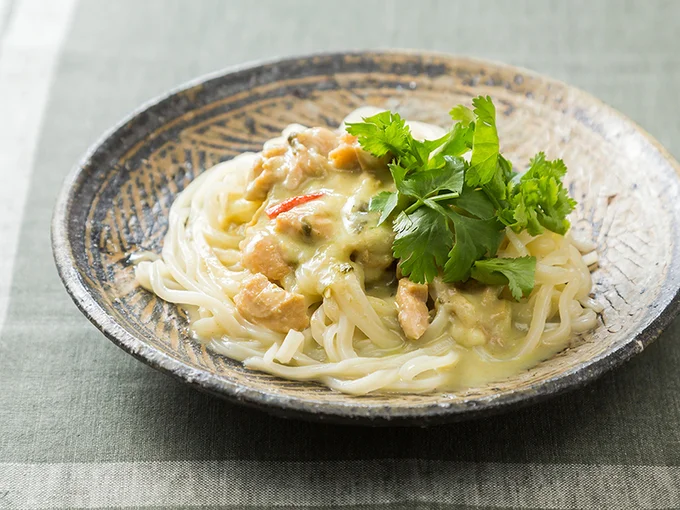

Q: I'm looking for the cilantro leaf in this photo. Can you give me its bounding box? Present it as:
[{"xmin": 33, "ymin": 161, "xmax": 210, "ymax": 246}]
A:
[
  {"xmin": 369, "ymin": 191, "xmax": 400, "ymax": 225},
  {"xmin": 351, "ymin": 98, "xmax": 577, "ymax": 291},
  {"xmin": 409, "ymin": 138, "xmax": 441, "ymax": 165},
  {"xmin": 449, "ymin": 105, "xmax": 475, "ymax": 126},
  {"xmin": 442, "ymin": 215, "xmax": 481, "ymax": 282},
  {"xmin": 429, "ymin": 122, "xmax": 474, "ymax": 165},
  {"xmin": 466, "ymin": 96, "xmax": 500, "ymax": 187},
  {"xmin": 393, "ymin": 208, "xmax": 453, "ymax": 284},
  {"xmin": 451, "ymin": 186, "xmax": 496, "ymax": 219},
  {"xmin": 471, "ymin": 256, "xmax": 537, "ymax": 300},
  {"xmin": 443, "ymin": 211, "xmax": 504, "ymax": 282},
  {"xmin": 499, "ymin": 152, "xmax": 576, "ymax": 235},
  {"xmin": 368, "ymin": 191, "xmax": 393, "ymax": 212},
  {"xmin": 481, "ymin": 153, "xmax": 514, "ymax": 206},
  {"xmin": 389, "ymin": 162, "xmax": 408, "ymax": 186},
  {"xmin": 346, "ymin": 111, "xmax": 411, "ymax": 158},
  {"xmin": 397, "ymin": 156, "xmax": 465, "ymax": 200}
]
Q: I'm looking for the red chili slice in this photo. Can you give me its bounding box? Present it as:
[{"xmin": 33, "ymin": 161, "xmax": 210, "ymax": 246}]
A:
[{"xmin": 265, "ymin": 191, "xmax": 326, "ymax": 219}]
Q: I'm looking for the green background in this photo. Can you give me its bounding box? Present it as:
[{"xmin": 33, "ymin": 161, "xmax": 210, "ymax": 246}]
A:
[{"xmin": 1, "ymin": 1, "xmax": 679, "ymax": 508}]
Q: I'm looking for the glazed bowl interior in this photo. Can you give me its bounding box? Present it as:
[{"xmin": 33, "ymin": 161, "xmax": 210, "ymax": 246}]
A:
[{"xmin": 52, "ymin": 51, "xmax": 680, "ymax": 424}]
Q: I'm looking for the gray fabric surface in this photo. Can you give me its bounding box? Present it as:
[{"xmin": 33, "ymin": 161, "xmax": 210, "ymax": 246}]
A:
[{"xmin": 1, "ymin": 0, "xmax": 680, "ymax": 508}]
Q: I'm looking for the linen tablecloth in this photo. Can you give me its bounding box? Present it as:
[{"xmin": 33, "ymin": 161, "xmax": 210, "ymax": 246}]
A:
[{"xmin": 1, "ymin": 0, "xmax": 679, "ymax": 508}]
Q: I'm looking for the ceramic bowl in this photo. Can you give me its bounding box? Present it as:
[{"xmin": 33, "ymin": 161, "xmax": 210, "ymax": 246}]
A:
[{"xmin": 52, "ymin": 51, "xmax": 680, "ymax": 425}]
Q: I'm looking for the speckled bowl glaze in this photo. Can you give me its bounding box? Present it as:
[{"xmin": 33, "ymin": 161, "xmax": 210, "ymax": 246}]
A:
[{"xmin": 52, "ymin": 51, "xmax": 680, "ymax": 425}]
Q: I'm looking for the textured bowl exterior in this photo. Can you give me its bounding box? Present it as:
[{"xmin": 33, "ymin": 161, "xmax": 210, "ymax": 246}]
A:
[{"xmin": 52, "ymin": 51, "xmax": 680, "ymax": 425}]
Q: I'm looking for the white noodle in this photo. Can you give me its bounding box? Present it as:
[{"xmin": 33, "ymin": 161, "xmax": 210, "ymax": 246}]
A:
[
  {"xmin": 134, "ymin": 112, "xmax": 600, "ymax": 395},
  {"xmin": 275, "ymin": 330, "xmax": 305, "ymax": 364}
]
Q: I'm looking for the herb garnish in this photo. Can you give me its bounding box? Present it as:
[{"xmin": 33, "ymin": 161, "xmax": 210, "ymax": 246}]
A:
[{"xmin": 346, "ymin": 96, "xmax": 575, "ymax": 299}]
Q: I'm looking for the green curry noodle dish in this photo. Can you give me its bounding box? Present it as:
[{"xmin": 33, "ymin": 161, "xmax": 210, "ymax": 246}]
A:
[{"xmin": 134, "ymin": 97, "xmax": 600, "ymax": 395}]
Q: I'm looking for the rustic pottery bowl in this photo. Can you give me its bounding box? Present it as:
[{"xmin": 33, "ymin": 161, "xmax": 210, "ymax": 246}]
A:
[{"xmin": 52, "ymin": 51, "xmax": 680, "ymax": 425}]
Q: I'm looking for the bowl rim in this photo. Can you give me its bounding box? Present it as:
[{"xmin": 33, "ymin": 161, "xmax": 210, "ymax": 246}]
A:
[{"xmin": 51, "ymin": 49, "xmax": 680, "ymax": 425}]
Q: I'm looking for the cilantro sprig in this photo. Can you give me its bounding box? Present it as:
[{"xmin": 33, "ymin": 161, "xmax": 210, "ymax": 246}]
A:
[{"xmin": 345, "ymin": 96, "xmax": 576, "ymax": 299}]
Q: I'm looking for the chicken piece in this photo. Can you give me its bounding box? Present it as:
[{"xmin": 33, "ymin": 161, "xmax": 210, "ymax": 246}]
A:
[
  {"xmin": 351, "ymin": 243, "xmax": 394, "ymax": 284},
  {"xmin": 480, "ymin": 285, "xmax": 502, "ymax": 307},
  {"xmin": 244, "ymin": 155, "xmax": 279, "ymax": 201},
  {"xmin": 431, "ymin": 279, "xmax": 477, "ymax": 328},
  {"xmin": 293, "ymin": 127, "xmax": 338, "ymax": 156},
  {"xmin": 487, "ymin": 301, "xmax": 512, "ymax": 346},
  {"xmin": 282, "ymin": 127, "xmax": 337, "ymax": 189},
  {"xmin": 283, "ymin": 149, "xmax": 329, "ymax": 190},
  {"xmin": 234, "ymin": 273, "xmax": 309, "ymax": 333},
  {"xmin": 450, "ymin": 323, "xmax": 488, "ymax": 348},
  {"xmin": 262, "ymin": 143, "xmax": 287, "ymax": 158},
  {"xmin": 275, "ymin": 204, "xmax": 334, "ymax": 241},
  {"xmin": 328, "ymin": 133, "xmax": 387, "ymax": 171},
  {"xmin": 348, "ymin": 222, "xmax": 395, "ymax": 283},
  {"xmin": 328, "ymin": 133, "xmax": 361, "ymax": 170},
  {"xmin": 354, "ymin": 250, "xmax": 393, "ymax": 273},
  {"xmin": 245, "ymin": 129, "xmax": 335, "ymax": 200},
  {"xmin": 396, "ymin": 278, "xmax": 430, "ymax": 340},
  {"xmin": 240, "ymin": 235, "xmax": 291, "ymax": 281},
  {"xmin": 351, "ymin": 223, "xmax": 394, "ymax": 267},
  {"xmin": 479, "ymin": 286, "xmax": 511, "ymax": 346}
]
